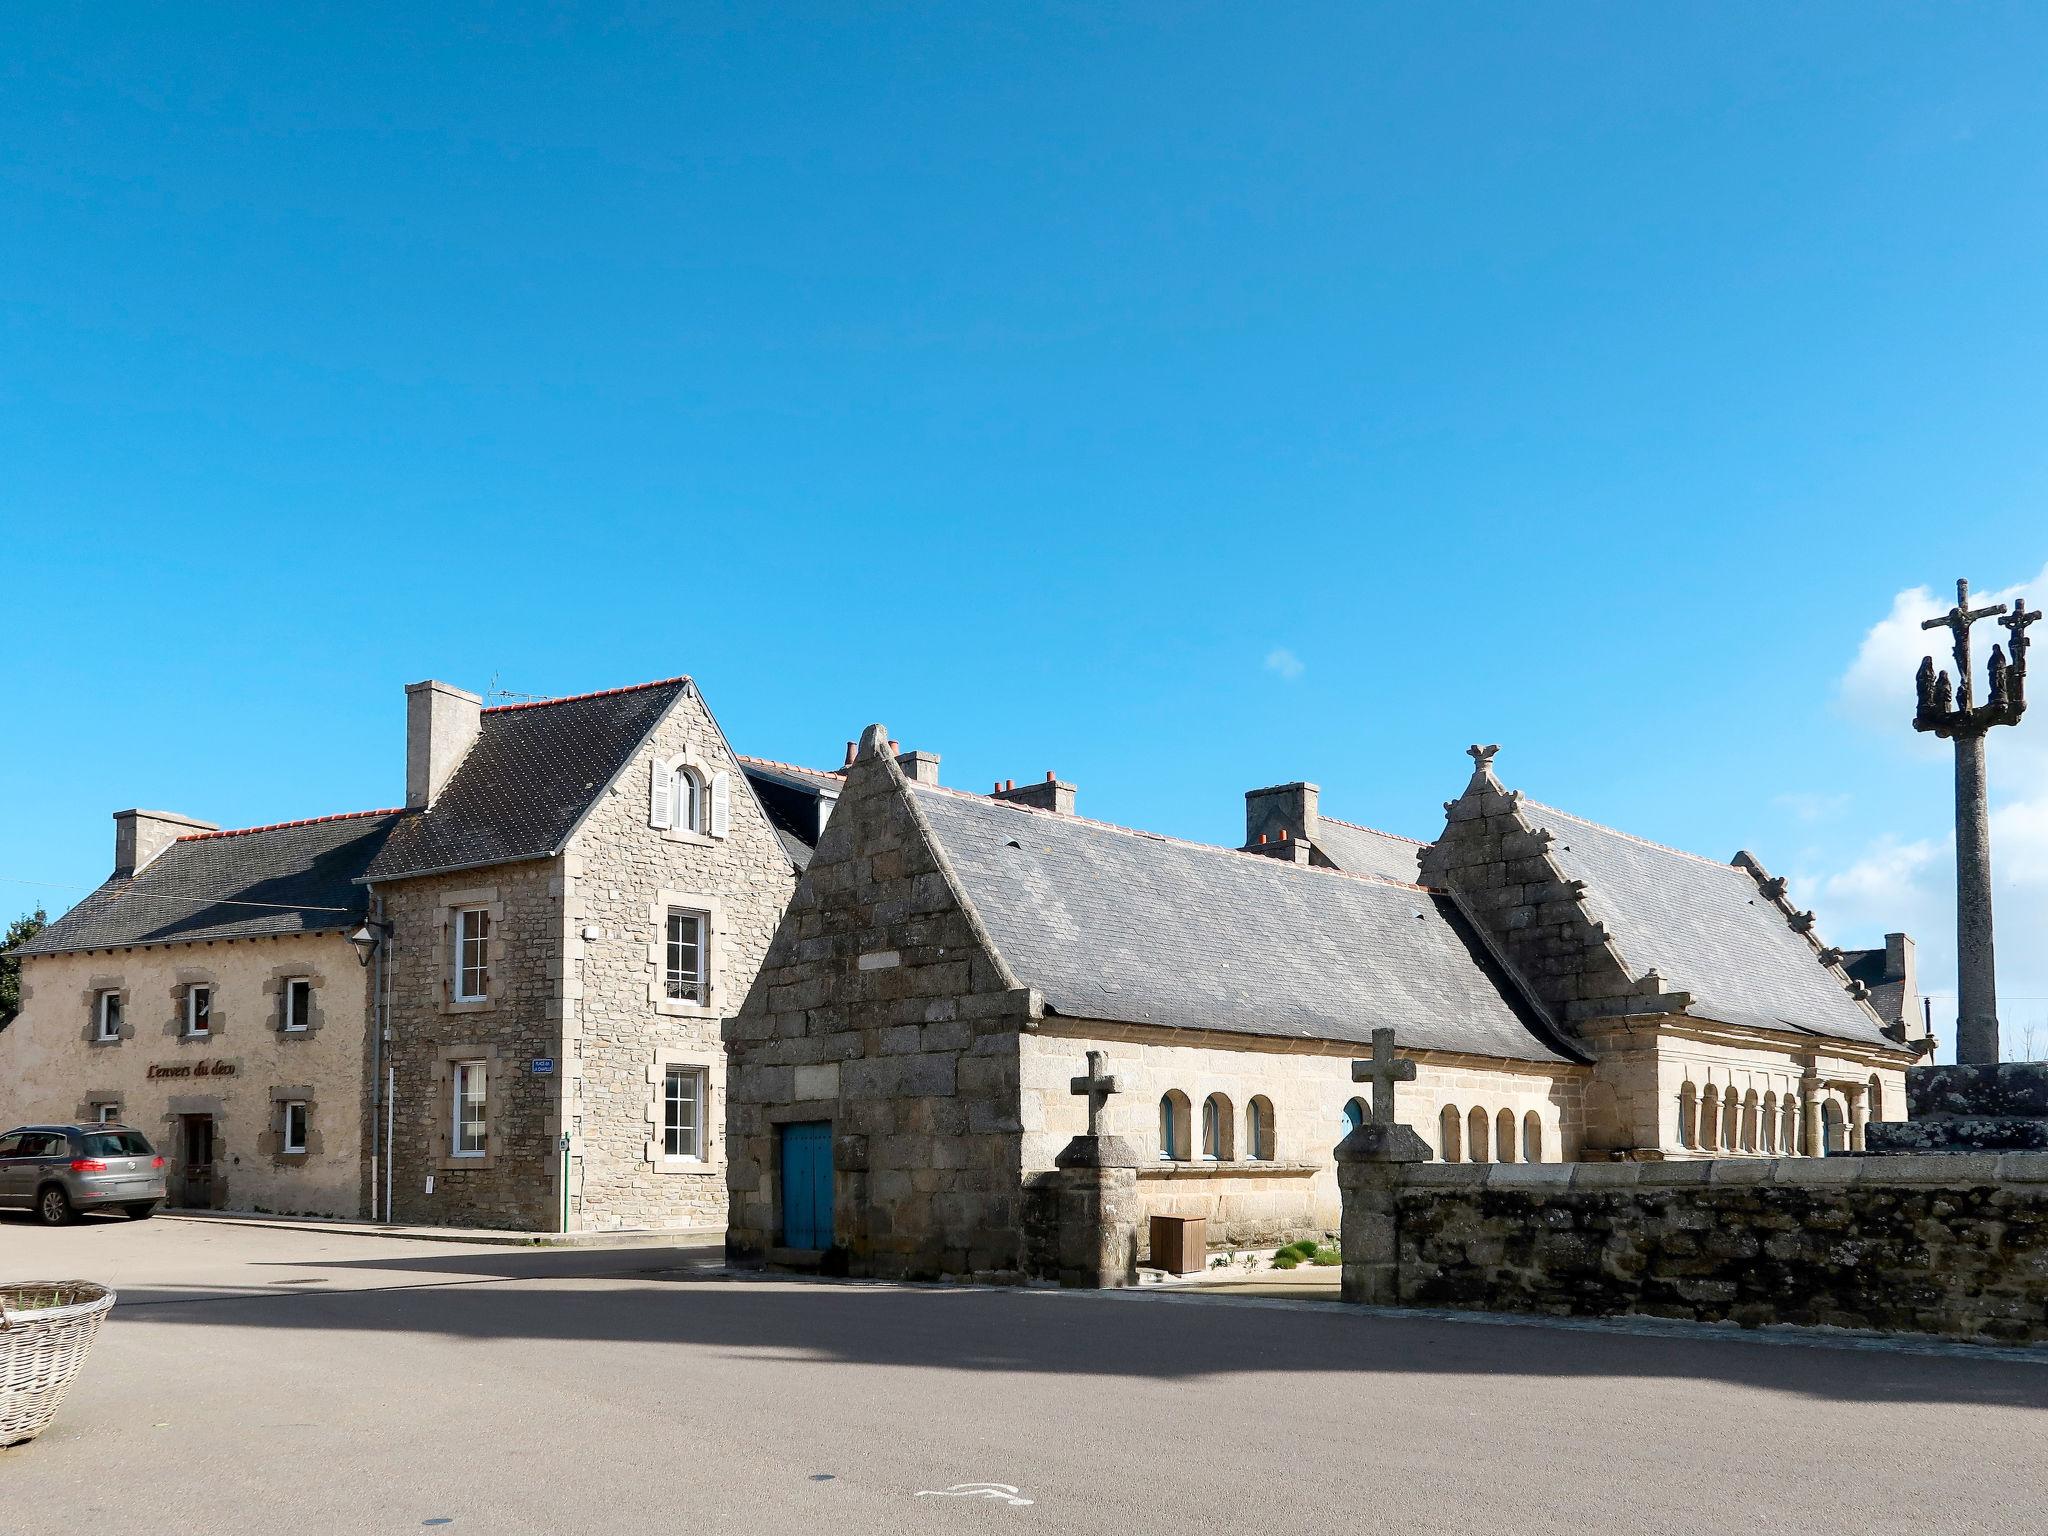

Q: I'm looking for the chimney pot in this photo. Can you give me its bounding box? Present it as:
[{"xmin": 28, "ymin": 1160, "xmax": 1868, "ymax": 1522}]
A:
[
  {"xmin": 1244, "ymin": 781, "xmax": 1320, "ymax": 854},
  {"xmin": 1258, "ymin": 833, "xmax": 1268, "ymax": 844},
  {"xmin": 406, "ymin": 680, "xmax": 483, "ymax": 809},
  {"xmin": 992, "ymin": 774, "xmax": 1077, "ymax": 815},
  {"xmin": 887, "ymin": 739, "xmax": 900, "ymax": 755},
  {"xmin": 844, "ymin": 741, "xmax": 857, "ymax": 767},
  {"xmin": 1046, "ymin": 771, "xmax": 1056, "ymax": 782}
]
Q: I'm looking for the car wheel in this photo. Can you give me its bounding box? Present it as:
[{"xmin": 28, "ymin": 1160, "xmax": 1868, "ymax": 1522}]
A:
[
  {"xmin": 36, "ymin": 1185, "xmax": 73, "ymax": 1225},
  {"xmin": 124, "ymin": 1203, "xmax": 157, "ymax": 1221}
]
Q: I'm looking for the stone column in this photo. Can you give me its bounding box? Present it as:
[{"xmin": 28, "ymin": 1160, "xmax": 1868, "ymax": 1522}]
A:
[
  {"xmin": 1848, "ymin": 1084, "xmax": 1868, "ymax": 1153},
  {"xmin": 1052, "ymin": 1134, "xmax": 1144, "ymax": 1289},
  {"xmin": 1800, "ymin": 1072, "xmax": 1825, "ymax": 1159},
  {"xmin": 1335, "ymin": 1122, "xmax": 1431, "ymax": 1306},
  {"xmin": 1954, "ymin": 731, "xmax": 2001, "ymax": 1064}
]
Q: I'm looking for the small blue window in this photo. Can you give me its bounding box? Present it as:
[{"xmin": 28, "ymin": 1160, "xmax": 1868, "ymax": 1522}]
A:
[{"xmin": 1342, "ymin": 1098, "xmax": 1367, "ymax": 1136}]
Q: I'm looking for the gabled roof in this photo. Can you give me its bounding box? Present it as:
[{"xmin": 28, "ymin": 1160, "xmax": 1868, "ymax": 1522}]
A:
[
  {"xmin": 737, "ymin": 755, "xmax": 845, "ymax": 874},
  {"xmin": 1313, "ymin": 816, "xmax": 1426, "ymax": 884},
  {"xmin": 17, "ymin": 811, "xmax": 398, "ymax": 956},
  {"xmin": 365, "ymin": 679, "xmax": 690, "ymax": 883},
  {"xmin": 1521, "ymin": 801, "xmax": 1895, "ymax": 1048},
  {"xmin": 910, "ymin": 784, "xmax": 1575, "ymax": 1063}
]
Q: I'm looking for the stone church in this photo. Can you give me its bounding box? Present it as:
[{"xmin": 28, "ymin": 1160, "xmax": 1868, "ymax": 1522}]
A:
[{"xmin": 723, "ymin": 727, "xmax": 1924, "ymax": 1280}]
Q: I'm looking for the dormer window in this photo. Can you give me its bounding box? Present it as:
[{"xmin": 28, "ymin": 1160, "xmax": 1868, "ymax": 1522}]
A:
[{"xmin": 650, "ymin": 755, "xmax": 730, "ymax": 839}]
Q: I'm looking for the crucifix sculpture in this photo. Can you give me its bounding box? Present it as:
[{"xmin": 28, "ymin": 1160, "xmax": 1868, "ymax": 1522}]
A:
[
  {"xmin": 1070, "ymin": 1050, "xmax": 1120, "ymax": 1137},
  {"xmin": 1351, "ymin": 1027, "xmax": 1415, "ymax": 1126},
  {"xmin": 1913, "ymin": 577, "xmax": 2041, "ymax": 1064}
]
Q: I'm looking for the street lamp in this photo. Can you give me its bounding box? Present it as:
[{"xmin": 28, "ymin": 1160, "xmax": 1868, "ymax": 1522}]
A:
[{"xmin": 348, "ymin": 919, "xmax": 392, "ymax": 969}]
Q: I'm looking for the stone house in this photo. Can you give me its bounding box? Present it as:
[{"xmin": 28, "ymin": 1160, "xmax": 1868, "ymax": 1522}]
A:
[
  {"xmin": 361, "ymin": 676, "xmax": 817, "ymax": 1231},
  {"xmin": 724, "ymin": 728, "xmax": 1920, "ymax": 1280},
  {"xmin": 0, "ymin": 807, "xmax": 397, "ymax": 1218}
]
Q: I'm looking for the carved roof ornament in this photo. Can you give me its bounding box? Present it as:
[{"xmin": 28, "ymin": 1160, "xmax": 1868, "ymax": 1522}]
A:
[{"xmin": 1467, "ymin": 744, "xmax": 1501, "ymax": 767}]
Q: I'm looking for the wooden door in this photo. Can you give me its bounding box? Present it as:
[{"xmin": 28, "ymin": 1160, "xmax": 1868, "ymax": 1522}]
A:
[
  {"xmin": 778, "ymin": 1121, "xmax": 833, "ymax": 1251},
  {"xmin": 180, "ymin": 1115, "xmax": 215, "ymax": 1209}
]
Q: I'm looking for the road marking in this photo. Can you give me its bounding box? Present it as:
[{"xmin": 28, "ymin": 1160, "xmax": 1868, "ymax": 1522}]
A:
[{"xmin": 915, "ymin": 1483, "xmax": 1034, "ymax": 1506}]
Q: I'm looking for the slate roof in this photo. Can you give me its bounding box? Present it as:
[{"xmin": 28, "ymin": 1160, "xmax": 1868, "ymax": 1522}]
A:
[
  {"xmin": 16, "ymin": 812, "xmax": 399, "ymax": 956},
  {"xmin": 366, "ymin": 679, "xmax": 690, "ymax": 883},
  {"xmin": 910, "ymin": 785, "xmax": 1575, "ymax": 1063},
  {"xmin": 1313, "ymin": 816, "xmax": 1426, "ymax": 884},
  {"xmin": 738, "ymin": 756, "xmax": 845, "ymax": 874},
  {"xmin": 1521, "ymin": 802, "xmax": 1894, "ymax": 1048}
]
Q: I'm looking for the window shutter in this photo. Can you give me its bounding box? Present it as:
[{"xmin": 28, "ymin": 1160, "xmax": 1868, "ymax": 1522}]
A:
[
  {"xmin": 709, "ymin": 771, "xmax": 730, "ymax": 839},
  {"xmin": 650, "ymin": 757, "xmax": 673, "ymax": 830}
]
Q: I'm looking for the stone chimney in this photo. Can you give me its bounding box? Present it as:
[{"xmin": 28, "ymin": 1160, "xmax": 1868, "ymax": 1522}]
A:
[
  {"xmin": 1245, "ymin": 782, "xmax": 1319, "ymax": 851},
  {"xmin": 114, "ymin": 809, "xmax": 217, "ymax": 876},
  {"xmin": 897, "ymin": 750, "xmax": 941, "ymax": 785},
  {"xmin": 406, "ymin": 680, "xmax": 482, "ymax": 810},
  {"xmin": 992, "ymin": 772, "xmax": 1077, "ymax": 815}
]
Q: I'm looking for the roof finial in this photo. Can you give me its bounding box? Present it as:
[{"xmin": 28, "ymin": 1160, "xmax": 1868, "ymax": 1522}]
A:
[
  {"xmin": 1467, "ymin": 743, "xmax": 1500, "ymax": 767},
  {"xmin": 858, "ymin": 723, "xmax": 890, "ymax": 759}
]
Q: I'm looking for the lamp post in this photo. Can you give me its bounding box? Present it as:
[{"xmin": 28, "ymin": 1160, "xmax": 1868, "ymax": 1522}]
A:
[
  {"xmin": 348, "ymin": 913, "xmax": 395, "ymax": 1221},
  {"xmin": 1913, "ymin": 578, "xmax": 2041, "ymax": 1065}
]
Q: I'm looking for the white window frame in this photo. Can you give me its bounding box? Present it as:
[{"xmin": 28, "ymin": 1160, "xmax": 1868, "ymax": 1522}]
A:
[
  {"xmin": 186, "ymin": 984, "xmax": 213, "ymax": 1038},
  {"xmin": 454, "ymin": 908, "xmax": 491, "ymax": 1003},
  {"xmin": 451, "ymin": 1060, "xmax": 487, "ymax": 1157},
  {"xmin": 664, "ymin": 908, "xmax": 709, "ymax": 1006},
  {"xmin": 650, "ymin": 753, "xmax": 730, "ymax": 839},
  {"xmin": 96, "ymin": 990, "xmax": 122, "ymax": 1041},
  {"xmin": 662, "ymin": 1066, "xmax": 707, "ymax": 1162},
  {"xmin": 282, "ymin": 977, "xmax": 313, "ymax": 1032},
  {"xmin": 93, "ymin": 1102, "xmax": 119, "ymax": 1125},
  {"xmin": 281, "ymin": 1100, "xmax": 309, "ymax": 1155}
]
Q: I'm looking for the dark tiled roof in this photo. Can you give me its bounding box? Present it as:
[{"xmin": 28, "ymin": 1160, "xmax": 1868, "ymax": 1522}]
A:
[
  {"xmin": 911, "ymin": 786, "xmax": 1574, "ymax": 1063},
  {"xmin": 1521, "ymin": 801, "xmax": 1895, "ymax": 1048},
  {"xmin": 1314, "ymin": 816, "xmax": 1426, "ymax": 883},
  {"xmin": 16, "ymin": 812, "xmax": 398, "ymax": 956},
  {"xmin": 366, "ymin": 680, "xmax": 689, "ymax": 883},
  {"xmin": 736, "ymin": 755, "xmax": 846, "ymax": 793}
]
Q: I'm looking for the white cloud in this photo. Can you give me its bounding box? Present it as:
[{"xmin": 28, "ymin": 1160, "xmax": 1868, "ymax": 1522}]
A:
[
  {"xmin": 1772, "ymin": 791, "xmax": 1851, "ymax": 823},
  {"xmin": 1837, "ymin": 560, "xmax": 2048, "ymax": 741},
  {"xmin": 1264, "ymin": 647, "xmax": 1305, "ymax": 682}
]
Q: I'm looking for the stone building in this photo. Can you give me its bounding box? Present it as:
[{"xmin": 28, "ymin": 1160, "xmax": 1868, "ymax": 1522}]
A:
[
  {"xmin": 361, "ymin": 676, "xmax": 814, "ymax": 1231},
  {"xmin": 724, "ymin": 729, "xmax": 1920, "ymax": 1280},
  {"xmin": 0, "ymin": 808, "xmax": 397, "ymax": 1218}
]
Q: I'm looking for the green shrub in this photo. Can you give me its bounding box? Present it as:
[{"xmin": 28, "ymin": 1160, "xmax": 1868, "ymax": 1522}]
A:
[
  {"xmin": 1280, "ymin": 1238, "xmax": 1318, "ymax": 1260},
  {"xmin": 1310, "ymin": 1246, "xmax": 1341, "ymax": 1267},
  {"xmin": 1272, "ymin": 1251, "xmax": 1301, "ymax": 1269}
]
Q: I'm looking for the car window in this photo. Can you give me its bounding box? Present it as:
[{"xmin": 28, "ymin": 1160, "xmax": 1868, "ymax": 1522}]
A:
[
  {"xmin": 0, "ymin": 1134, "xmax": 21, "ymax": 1157},
  {"xmin": 82, "ymin": 1131, "xmax": 154, "ymax": 1158},
  {"xmin": 13, "ymin": 1132, "xmax": 61, "ymax": 1158}
]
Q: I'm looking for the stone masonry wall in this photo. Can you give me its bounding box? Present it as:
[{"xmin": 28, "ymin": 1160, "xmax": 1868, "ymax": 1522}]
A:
[
  {"xmin": 564, "ymin": 686, "xmax": 795, "ymax": 1230},
  {"xmin": 379, "ymin": 857, "xmax": 566, "ymax": 1230},
  {"xmin": 726, "ymin": 730, "xmax": 1034, "ymax": 1280},
  {"xmin": 1356, "ymin": 1157, "xmax": 2048, "ymax": 1344}
]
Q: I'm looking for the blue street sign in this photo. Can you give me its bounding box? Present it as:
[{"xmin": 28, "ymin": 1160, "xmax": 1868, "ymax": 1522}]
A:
[{"xmin": 531, "ymin": 1057, "xmax": 555, "ymax": 1076}]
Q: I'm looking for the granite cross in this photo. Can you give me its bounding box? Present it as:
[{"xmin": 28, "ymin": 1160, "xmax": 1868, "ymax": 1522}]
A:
[
  {"xmin": 1070, "ymin": 1050, "xmax": 1120, "ymax": 1137},
  {"xmin": 1351, "ymin": 1027, "xmax": 1415, "ymax": 1127}
]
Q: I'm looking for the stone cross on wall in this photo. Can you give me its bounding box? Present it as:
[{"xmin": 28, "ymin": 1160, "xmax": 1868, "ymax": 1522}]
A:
[
  {"xmin": 1070, "ymin": 1050, "xmax": 1120, "ymax": 1137},
  {"xmin": 1351, "ymin": 1027, "xmax": 1415, "ymax": 1127}
]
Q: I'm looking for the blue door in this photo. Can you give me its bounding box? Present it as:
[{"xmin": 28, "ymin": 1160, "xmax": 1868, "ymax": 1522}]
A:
[{"xmin": 780, "ymin": 1121, "xmax": 834, "ymax": 1250}]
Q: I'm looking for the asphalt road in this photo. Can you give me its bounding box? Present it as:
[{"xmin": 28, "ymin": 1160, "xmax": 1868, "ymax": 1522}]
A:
[{"xmin": 3, "ymin": 1213, "xmax": 2045, "ymax": 1535}]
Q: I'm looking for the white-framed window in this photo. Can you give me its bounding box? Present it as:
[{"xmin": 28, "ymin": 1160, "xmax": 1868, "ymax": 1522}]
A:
[
  {"xmin": 186, "ymin": 984, "xmax": 213, "ymax": 1037},
  {"xmin": 95, "ymin": 990, "xmax": 123, "ymax": 1041},
  {"xmin": 663, "ymin": 1066, "xmax": 707, "ymax": 1160},
  {"xmin": 454, "ymin": 908, "xmax": 491, "ymax": 1002},
  {"xmin": 283, "ymin": 978, "xmax": 313, "ymax": 1032},
  {"xmin": 664, "ymin": 909, "xmax": 708, "ymax": 1004},
  {"xmin": 452, "ymin": 1060, "xmax": 487, "ymax": 1156},
  {"xmin": 93, "ymin": 1102, "xmax": 119, "ymax": 1125},
  {"xmin": 650, "ymin": 757, "xmax": 730, "ymax": 838},
  {"xmin": 281, "ymin": 1100, "xmax": 309, "ymax": 1155}
]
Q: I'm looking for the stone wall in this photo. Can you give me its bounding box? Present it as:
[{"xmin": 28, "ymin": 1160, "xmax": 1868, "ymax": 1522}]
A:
[
  {"xmin": 0, "ymin": 935, "xmax": 370, "ymax": 1218},
  {"xmin": 378, "ymin": 858, "xmax": 566, "ymax": 1229},
  {"xmin": 1346, "ymin": 1156, "xmax": 2048, "ymax": 1344},
  {"xmin": 725, "ymin": 730, "xmax": 1033, "ymax": 1280},
  {"xmin": 564, "ymin": 687, "xmax": 794, "ymax": 1230}
]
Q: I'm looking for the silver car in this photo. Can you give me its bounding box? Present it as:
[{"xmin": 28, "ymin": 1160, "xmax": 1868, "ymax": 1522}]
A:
[{"xmin": 0, "ymin": 1123, "xmax": 169, "ymax": 1224}]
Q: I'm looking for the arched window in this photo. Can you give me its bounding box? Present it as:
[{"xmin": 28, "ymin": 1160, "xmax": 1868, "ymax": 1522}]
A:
[
  {"xmin": 1341, "ymin": 1097, "xmax": 1368, "ymax": 1139},
  {"xmin": 1201, "ymin": 1093, "xmax": 1233, "ymax": 1161},
  {"xmin": 1868, "ymin": 1074, "xmax": 1884, "ymax": 1123},
  {"xmin": 650, "ymin": 756, "xmax": 730, "ymax": 838},
  {"xmin": 1495, "ymin": 1108, "xmax": 1517, "ymax": 1163},
  {"xmin": 1522, "ymin": 1111, "xmax": 1544, "ymax": 1163},
  {"xmin": 1822, "ymin": 1098, "xmax": 1846, "ymax": 1155},
  {"xmin": 1678, "ymin": 1082, "xmax": 1698, "ymax": 1150},
  {"xmin": 1782, "ymin": 1096, "xmax": 1801, "ymax": 1157},
  {"xmin": 1699, "ymin": 1086, "xmax": 1721, "ymax": 1152},
  {"xmin": 1467, "ymin": 1107, "xmax": 1491, "ymax": 1165},
  {"xmin": 1439, "ymin": 1104, "xmax": 1463, "ymax": 1163},
  {"xmin": 1742, "ymin": 1090, "xmax": 1760, "ymax": 1153},
  {"xmin": 1159, "ymin": 1092, "xmax": 1190, "ymax": 1162},
  {"xmin": 1246, "ymin": 1097, "xmax": 1275, "ymax": 1161},
  {"xmin": 1761, "ymin": 1092, "xmax": 1778, "ymax": 1155}
]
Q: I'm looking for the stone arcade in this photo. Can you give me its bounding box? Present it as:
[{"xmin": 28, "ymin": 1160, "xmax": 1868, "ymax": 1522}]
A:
[{"xmin": 723, "ymin": 727, "xmax": 1921, "ymax": 1281}]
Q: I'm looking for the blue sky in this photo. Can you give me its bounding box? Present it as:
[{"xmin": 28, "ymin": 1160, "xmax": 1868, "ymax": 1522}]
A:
[{"xmin": 5, "ymin": 4, "xmax": 2045, "ymax": 1053}]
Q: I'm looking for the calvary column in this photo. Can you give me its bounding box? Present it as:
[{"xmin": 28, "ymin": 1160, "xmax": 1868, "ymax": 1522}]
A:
[{"xmin": 1912, "ymin": 577, "xmax": 2040, "ymax": 1064}]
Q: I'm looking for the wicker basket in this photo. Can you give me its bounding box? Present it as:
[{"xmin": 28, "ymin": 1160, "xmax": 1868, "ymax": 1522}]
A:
[{"xmin": 0, "ymin": 1281, "xmax": 117, "ymax": 1447}]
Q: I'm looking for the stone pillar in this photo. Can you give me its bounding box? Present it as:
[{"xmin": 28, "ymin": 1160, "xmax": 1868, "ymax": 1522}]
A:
[
  {"xmin": 1801, "ymin": 1073, "xmax": 1825, "ymax": 1159},
  {"xmin": 1052, "ymin": 1135, "xmax": 1144, "ymax": 1289},
  {"xmin": 1954, "ymin": 731, "xmax": 2001, "ymax": 1064},
  {"xmin": 1848, "ymin": 1084, "xmax": 1868, "ymax": 1153},
  {"xmin": 1335, "ymin": 1122, "xmax": 1431, "ymax": 1306}
]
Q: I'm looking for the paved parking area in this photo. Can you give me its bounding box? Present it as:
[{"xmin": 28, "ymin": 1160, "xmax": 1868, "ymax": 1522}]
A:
[{"xmin": 4, "ymin": 1212, "xmax": 2045, "ymax": 1534}]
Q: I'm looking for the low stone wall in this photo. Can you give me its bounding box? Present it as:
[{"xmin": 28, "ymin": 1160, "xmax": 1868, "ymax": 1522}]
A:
[{"xmin": 1343, "ymin": 1154, "xmax": 2048, "ymax": 1345}]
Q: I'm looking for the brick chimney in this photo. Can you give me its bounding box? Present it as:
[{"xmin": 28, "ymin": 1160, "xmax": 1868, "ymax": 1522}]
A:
[
  {"xmin": 113, "ymin": 809, "xmax": 217, "ymax": 876},
  {"xmin": 406, "ymin": 680, "xmax": 482, "ymax": 809},
  {"xmin": 992, "ymin": 772, "xmax": 1077, "ymax": 815}
]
